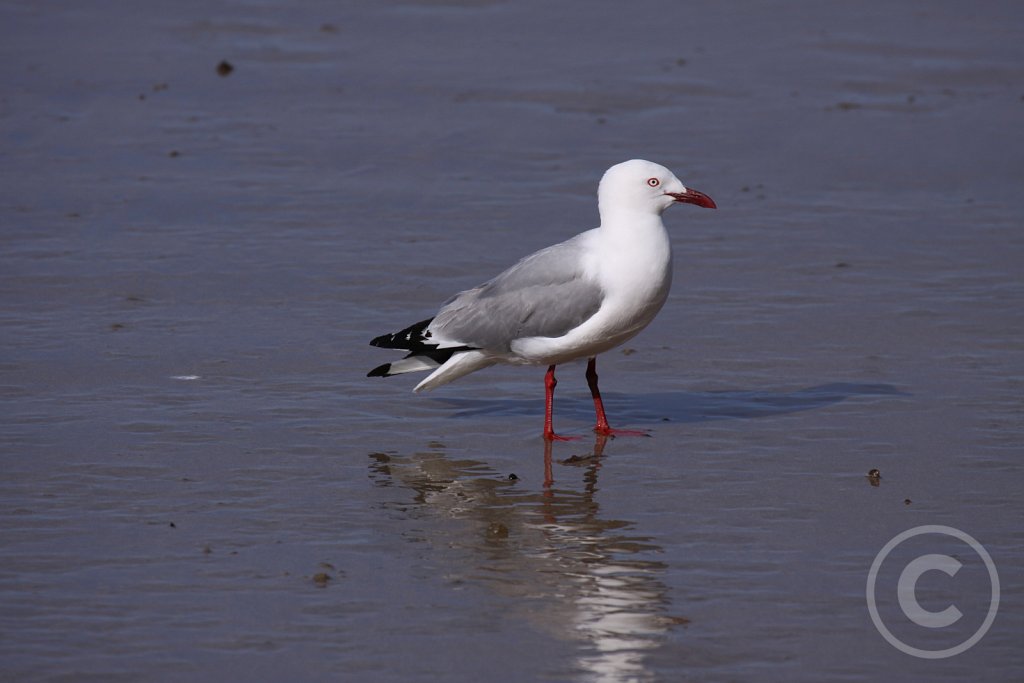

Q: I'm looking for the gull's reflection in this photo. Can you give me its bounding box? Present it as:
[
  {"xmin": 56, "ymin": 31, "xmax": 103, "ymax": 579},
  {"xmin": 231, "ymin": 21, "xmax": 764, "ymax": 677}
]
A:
[{"xmin": 368, "ymin": 436, "xmax": 685, "ymax": 682}]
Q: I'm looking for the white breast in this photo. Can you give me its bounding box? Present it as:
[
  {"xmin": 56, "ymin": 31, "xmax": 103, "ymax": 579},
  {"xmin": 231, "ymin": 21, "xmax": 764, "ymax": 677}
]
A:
[{"xmin": 510, "ymin": 215, "xmax": 673, "ymax": 365}]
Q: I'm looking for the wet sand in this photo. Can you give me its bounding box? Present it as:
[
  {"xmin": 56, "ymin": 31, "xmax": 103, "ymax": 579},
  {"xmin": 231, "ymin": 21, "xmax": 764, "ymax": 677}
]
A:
[{"xmin": 2, "ymin": 1, "xmax": 1023, "ymax": 681}]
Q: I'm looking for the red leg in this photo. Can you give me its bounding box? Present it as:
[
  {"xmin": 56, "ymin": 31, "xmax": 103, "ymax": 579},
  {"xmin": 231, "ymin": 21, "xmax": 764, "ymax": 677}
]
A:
[
  {"xmin": 586, "ymin": 357, "xmax": 649, "ymax": 437},
  {"xmin": 543, "ymin": 365, "xmax": 578, "ymax": 441}
]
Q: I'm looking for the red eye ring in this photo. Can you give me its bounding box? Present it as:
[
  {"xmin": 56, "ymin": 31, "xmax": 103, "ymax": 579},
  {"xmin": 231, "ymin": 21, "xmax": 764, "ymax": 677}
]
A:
[{"xmin": 647, "ymin": 177, "xmax": 660, "ymax": 187}]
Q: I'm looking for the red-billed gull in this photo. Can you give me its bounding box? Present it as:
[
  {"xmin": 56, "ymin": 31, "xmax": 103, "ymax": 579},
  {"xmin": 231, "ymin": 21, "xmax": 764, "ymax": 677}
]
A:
[{"xmin": 368, "ymin": 159, "xmax": 716, "ymax": 440}]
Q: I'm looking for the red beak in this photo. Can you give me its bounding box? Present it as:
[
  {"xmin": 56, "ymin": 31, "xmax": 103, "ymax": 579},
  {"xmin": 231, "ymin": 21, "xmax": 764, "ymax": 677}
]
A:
[{"xmin": 666, "ymin": 188, "xmax": 717, "ymax": 209}]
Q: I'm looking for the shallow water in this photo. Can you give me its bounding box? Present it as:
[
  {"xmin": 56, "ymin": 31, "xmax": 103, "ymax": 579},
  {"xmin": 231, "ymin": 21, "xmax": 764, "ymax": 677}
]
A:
[{"xmin": 2, "ymin": 1, "xmax": 1023, "ymax": 681}]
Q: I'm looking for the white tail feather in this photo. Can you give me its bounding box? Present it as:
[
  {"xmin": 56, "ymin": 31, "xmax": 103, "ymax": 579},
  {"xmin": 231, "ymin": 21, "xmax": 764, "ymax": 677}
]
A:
[
  {"xmin": 414, "ymin": 351, "xmax": 494, "ymax": 392},
  {"xmin": 387, "ymin": 356, "xmax": 441, "ymax": 376}
]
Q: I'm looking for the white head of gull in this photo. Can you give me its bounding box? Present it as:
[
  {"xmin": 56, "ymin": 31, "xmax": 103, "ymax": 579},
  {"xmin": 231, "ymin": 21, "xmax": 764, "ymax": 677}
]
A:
[{"xmin": 368, "ymin": 159, "xmax": 716, "ymax": 441}]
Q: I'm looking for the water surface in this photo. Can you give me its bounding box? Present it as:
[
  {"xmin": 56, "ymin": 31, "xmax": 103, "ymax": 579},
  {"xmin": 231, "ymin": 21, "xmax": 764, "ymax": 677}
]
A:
[{"xmin": 2, "ymin": 1, "xmax": 1022, "ymax": 681}]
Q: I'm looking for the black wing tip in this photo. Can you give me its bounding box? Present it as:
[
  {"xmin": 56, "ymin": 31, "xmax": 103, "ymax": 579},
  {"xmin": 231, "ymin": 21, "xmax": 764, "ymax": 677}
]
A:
[
  {"xmin": 368, "ymin": 317, "xmax": 435, "ymax": 350},
  {"xmin": 367, "ymin": 363, "xmax": 392, "ymax": 378},
  {"xmin": 368, "ymin": 333, "xmax": 393, "ymax": 348}
]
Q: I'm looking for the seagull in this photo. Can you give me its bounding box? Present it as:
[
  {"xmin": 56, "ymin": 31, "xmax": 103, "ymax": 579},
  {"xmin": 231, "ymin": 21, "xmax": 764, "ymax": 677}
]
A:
[{"xmin": 367, "ymin": 159, "xmax": 716, "ymax": 441}]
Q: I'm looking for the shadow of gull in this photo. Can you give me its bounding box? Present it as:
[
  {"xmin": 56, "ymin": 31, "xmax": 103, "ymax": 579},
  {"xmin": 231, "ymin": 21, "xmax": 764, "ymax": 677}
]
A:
[{"xmin": 435, "ymin": 382, "xmax": 906, "ymax": 425}]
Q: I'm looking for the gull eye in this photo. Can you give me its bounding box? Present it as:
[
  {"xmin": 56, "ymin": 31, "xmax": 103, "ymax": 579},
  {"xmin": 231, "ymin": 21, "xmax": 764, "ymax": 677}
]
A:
[{"xmin": 647, "ymin": 177, "xmax": 660, "ymax": 187}]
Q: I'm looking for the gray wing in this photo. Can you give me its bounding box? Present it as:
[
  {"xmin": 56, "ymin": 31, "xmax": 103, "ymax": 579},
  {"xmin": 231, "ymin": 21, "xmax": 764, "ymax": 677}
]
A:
[{"xmin": 430, "ymin": 233, "xmax": 604, "ymax": 352}]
